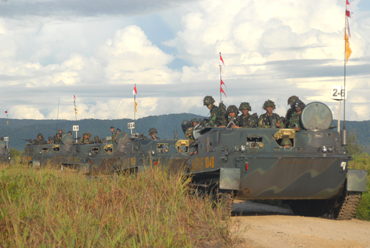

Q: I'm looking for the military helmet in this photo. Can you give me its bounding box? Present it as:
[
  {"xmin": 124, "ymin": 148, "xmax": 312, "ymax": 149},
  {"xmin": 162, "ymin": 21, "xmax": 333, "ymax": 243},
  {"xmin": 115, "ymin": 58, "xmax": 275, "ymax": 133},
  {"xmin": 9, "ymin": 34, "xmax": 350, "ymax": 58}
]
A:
[
  {"xmin": 239, "ymin": 102, "xmax": 251, "ymax": 111},
  {"xmin": 191, "ymin": 118, "xmax": 199, "ymax": 124},
  {"xmin": 38, "ymin": 133, "xmax": 43, "ymax": 138},
  {"xmin": 203, "ymin": 96, "xmax": 215, "ymax": 106},
  {"xmin": 262, "ymin": 99, "xmax": 276, "ymax": 110},
  {"xmin": 292, "ymin": 99, "xmax": 305, "ymax": 109},
  {"xmin": 227, "ymin": 105, "xmax": 239, "ymax": 114},
  {"xmin": 94, "ymin": 136, "xmax": 99, "ymax": 140},
  {"xmin": 287, "ymin": 95, "xmax": 299, "ymax": 106},
  {"xmin": 281, "ymin": 138, "xmax": 292, "ymax": 146},
  {"xmin": 149, "ymin": 127, "xmax": 158, "ymax": 135}
]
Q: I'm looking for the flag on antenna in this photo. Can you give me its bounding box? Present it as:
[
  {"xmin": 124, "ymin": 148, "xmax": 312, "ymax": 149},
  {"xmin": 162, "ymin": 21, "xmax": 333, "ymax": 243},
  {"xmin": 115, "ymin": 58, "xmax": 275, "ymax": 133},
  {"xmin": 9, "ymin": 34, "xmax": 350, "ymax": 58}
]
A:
[
  {"xmin": 220, "ymin": 74, "xmax": 227, "ymax": 88},
  {"xmin": 219, "ymin": 52, "xmax": 225, "ymax": 68},
  {"xmin": 220, "ymin": 86, "xmax": 227, "ymax": 98},
  {"xmin": 345, "ymin": 31, "xmax": 352, "ymax": 63},
  {"xmin": 346, "ymin": 0, "xmax": 351, "ymax": 18},
  {"xmin": 133, "ymin": 84, "xmax": 138, "ymax": 113},
  {"xmin": 4, "ymin": 111, "xmax": 7, "ymax": 114}
]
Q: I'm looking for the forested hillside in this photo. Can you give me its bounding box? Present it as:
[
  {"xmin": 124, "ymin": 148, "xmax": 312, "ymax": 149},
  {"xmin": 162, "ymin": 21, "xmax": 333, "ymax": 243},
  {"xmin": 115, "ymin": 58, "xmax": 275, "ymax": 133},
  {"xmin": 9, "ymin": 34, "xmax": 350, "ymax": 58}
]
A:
[{"xmin": 0, "ymin": 115, "xmax": 369, "ymax": 151}]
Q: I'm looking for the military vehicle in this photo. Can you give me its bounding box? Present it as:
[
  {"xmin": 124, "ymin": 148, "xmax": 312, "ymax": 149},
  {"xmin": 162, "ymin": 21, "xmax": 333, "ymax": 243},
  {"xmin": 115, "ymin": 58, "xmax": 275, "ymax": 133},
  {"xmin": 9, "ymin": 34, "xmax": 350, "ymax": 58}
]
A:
[
  {"xmin": 113, "ymin": 134, "xmax": 191, "ymax": 174},
  {"xmin": 61, "ymin": 132, "xmax": 130, "ymax": 175},
  {"xmin": 185, "ymin": 102, "xmax": 367, "ymax": 220},
  {"xmin": 0, "ymin": 138, "xmax": 11, "ymax": 164}
]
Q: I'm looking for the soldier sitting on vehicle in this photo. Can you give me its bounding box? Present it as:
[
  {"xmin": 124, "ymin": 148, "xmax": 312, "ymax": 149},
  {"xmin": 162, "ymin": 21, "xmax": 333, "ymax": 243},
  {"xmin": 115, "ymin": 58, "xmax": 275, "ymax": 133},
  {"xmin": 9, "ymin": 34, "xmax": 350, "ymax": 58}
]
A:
[
  {"xmin": 116, "ymin": 128, "xmax": 121, "ymax": 134},
  {"xmin": 110, "ymin": 126, "xmax": 116, "ymax": 144},
  {"xmin": 284, "ymin": 95, "xmax": 305, "ymax": 128},
  {"xmin": 80, "ymin": 133, "xmax": 93, "ymax": 144},
  {"xmin": 220, "ymin": 105, "xmax": 239, "ymax": 128},
  {"xmin": 58, "ymin": 129, "xmax": 64, "ymax": 136},
  {"xmin": 54, "ymin": 133, "xmax": 62, "ymax": 144},
  {"xmin": 94, "ymin": 136, "xmax": 102, "ymax": 143},
  {"xmin": 287, "ymin": 99, "xmax": 305, "ymax": 131},
  {"xmin": 34, "ymin": 133, "xmax": 47, "ymax": 145},
  {"xmin": 186, "ymin": 118, "xmax": 199, "ymax": 144},
  {"xmin": 203, "ymin": 96, "xmax": 227, "ymax": 127},
  {"xmin": 237, "ymin": 102, "xmax": 258, "ymax": 128},
  {"xmin": 149, "ymin": 128, "xmax": 160, "ymax": 140},
  {"xmin": 258, "ymin": 100, "xmax": 283, "ymax": 128},
  {"xmin": 68, "ymin": 131, "xmax": 73, "ymax": 136}
]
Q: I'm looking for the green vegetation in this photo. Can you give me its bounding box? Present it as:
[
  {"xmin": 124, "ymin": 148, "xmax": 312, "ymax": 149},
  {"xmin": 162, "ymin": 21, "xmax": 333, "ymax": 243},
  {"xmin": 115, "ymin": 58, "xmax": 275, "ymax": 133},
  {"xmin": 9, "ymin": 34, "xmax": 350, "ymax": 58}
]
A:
[
  {"xmin": 345, "ymin": 132, "xmax": 364, "ymax": 155},
  {"xmin": 0, "ymin": 165, "xmax": 234, "ymax": 247},
  {"xmin": 349, "ymin": 153, "xmax": 370, "ymax": 221}
]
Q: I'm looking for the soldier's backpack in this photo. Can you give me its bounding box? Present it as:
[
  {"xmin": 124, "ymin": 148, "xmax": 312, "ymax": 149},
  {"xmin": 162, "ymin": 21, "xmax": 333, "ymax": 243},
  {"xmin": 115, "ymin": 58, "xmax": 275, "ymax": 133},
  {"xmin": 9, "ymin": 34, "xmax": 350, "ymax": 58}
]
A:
[{"xmin": 219, "ymin": 101, "xmax": 227, "ymax": 118}]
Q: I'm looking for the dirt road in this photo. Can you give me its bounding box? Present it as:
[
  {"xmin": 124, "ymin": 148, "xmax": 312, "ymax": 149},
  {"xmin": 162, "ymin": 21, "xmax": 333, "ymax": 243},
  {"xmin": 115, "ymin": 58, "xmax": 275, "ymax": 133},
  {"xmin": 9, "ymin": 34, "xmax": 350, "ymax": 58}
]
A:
[{"xmin": 231, "ymin": 201, "xmax": 370, "ymax": 248}]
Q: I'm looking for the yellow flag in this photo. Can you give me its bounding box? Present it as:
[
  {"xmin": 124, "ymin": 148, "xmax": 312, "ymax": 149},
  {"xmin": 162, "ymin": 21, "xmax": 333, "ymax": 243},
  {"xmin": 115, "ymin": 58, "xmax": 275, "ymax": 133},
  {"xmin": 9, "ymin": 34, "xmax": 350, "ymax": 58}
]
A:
[
  {"xmin": 7, "ymin": 121, "xmax": 8, "ymax": 125},
  {"xmin": 345, "ymin": 31, "xmax": 352, "ymax": 63},
  {"xmin": 135, "ymin": 100, "xmax": 137, "ymax": 113},
  {"xmin": 75, "ymin": 112, "xmax": 78, "ymax": 114},
  {"xmin": 75, "ymin": 108, "xmax": 78, "ymax": 111}
]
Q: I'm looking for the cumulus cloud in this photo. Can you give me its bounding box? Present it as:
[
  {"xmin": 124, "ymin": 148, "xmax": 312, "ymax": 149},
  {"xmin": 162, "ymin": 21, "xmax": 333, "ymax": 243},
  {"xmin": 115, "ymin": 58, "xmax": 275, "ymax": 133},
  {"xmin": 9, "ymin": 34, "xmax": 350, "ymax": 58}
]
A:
[{"xmin": 0, "ymin": 0, "xmax": 370, "ymax": 122}]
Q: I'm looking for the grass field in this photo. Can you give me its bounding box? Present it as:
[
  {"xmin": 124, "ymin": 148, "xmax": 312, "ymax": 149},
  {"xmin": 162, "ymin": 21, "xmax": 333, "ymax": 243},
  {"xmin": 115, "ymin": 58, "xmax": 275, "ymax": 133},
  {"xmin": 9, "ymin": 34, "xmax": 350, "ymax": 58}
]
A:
[
  {"xmin": 0, "ymin": 164, "xmax": 235, "ymax": 247},
  {"xmin": 349, "ymin": 153, "xmax": 370, "ymax": 221}
]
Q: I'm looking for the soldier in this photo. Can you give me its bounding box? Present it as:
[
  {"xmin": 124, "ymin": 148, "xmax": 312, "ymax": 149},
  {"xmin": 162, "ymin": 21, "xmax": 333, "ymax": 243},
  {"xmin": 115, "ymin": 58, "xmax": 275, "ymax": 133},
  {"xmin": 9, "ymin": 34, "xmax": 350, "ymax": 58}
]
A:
[
  {"xmin": 185, "ymin": 118, "xmax": 199, "ymax": 143},
  {"xmin": 116, "ymin": 128, "xmax": 121, "ymax": 134},
  {"xmin": 281, "ymin": 138, "xmax": 292, "ymax": 147},
  {"xmin": 34, "ymin": 133, "xmax": 47, "ymax": 145},
  {"xmin": 110, "ymin": 126, "xmax": 116, "ymax": 144},
  {"xmin": 237, "ymin": 102, "xmax": 258, "ymax": 128},
  {"xmin": 0, "ymin": 137, "xmax": 3, "ymax": 141},
  {"xmin": 181, "ymin": 120, "xmax": 190, "ymax": 135},
  {"xmin": 58, "ymin": 129, "xmax": 64, "ymax": 136},
  {"xmin": 284, "ymin": 95, "xmax": 304, "ymax": 127},
  {"xmin": 102, "ymin": 138, "xmax": 106, "ymax": 144},
  {"xmin": 149, "ymin": 128, "xmax": 160, "ymax": 140},
  {"xmin": 258, "ymin": 100, "xmax": 283, "ymax": 128},
  {"xmin": 55, "ymin": 133, "xmax": 62, "ymax": 144},
  {"xmin": 223, "ymin": 105, "xmax": 239, "ymax": 128},
  {"xmin": 94, "ymin": 136, "xmax": 101, "ymax": 143},
  {"xmin": 68, "ymin": 131, "xmax": 73, "ymax": 136},
  {"xmin": 287, "ymin": 99, "xmax": 304, "ymax": 131},
  {"xmin": 80, "ymin": 133, "xmax": 93, "ymax": 144},
  {"xmin": 48, "ymin": 137, "xmax": 53, "ymax": 144},
  {"xmin": 203, "ymin": 96, "xmax": 227, "ymax": 127}
]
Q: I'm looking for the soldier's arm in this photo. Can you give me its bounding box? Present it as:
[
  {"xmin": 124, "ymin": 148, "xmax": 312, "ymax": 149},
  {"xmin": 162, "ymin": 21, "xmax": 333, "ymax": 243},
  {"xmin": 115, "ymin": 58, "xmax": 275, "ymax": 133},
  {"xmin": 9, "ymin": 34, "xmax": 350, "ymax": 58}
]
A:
[
  {"xmin": 276, "ymin": 115, "xmax": 283, "ymax": 128},
  {"xmin": 208, "ymin": 109, "xmax": 217, "ymax": 127},
  {"xmin": 258, "ymin": 116, "xmax": 265, "ymax": 128}
]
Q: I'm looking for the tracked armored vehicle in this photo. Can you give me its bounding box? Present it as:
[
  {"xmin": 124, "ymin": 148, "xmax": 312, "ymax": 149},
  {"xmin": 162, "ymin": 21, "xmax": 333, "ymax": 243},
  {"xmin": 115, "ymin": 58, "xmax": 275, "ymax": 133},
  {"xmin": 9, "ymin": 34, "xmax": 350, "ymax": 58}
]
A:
[
  {"xmin": 61, "ymin": 132, "xmax": 130, "ymax": 175},
  {"xmin": 114, "ymin": 135, "xmax": 191, "ymax": 174},
  {"xmin": 186, "ymin": 102, "xmax": 367, "ymax": 220},
  {"xmin": 0, "ymin": 139, "xmax": 11, "ymax": 164}
]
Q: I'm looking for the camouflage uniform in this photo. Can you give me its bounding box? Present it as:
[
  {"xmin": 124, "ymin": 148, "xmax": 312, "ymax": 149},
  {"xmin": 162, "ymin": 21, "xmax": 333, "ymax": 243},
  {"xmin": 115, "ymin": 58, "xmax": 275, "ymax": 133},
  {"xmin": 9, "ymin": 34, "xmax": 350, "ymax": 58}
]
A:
[
  {"xmin": 80, "ymin": 133, "xmax": 93, "ymax": 144},
  {"xmin": 149, "ymin": 128, "xmax": 160, "ymax": 140},
  {"xmin": 94, "ymin": 136, "xmax": 101, "ymax": 143},
  {"xmin": 258, "ymin": 100, "xmax": 283, "ymax": 128},
  {"xmin": 34, "ymin": 133, "xmax": 47, "ymax": 145},
  {"xmin": 204, "ymin": 96, "xmax": 227, "ymax": 127},
  {"xmin": 55, "ymin": 134, "xmax": 62, "ymax": 144},
  {"xmin": 284, "ymin": 96, "xmax": 304, "ymax": 128},
  {"xmin": 186, "ymin": 118, "xmax": 199, "ymax": 143},
  {"xmin": 287, "ymin": 99, "xmax": 304, "ymax": 129},
  {"xmin": 237, "ymin": 102, "xmax": 258, "ymax": 128}
]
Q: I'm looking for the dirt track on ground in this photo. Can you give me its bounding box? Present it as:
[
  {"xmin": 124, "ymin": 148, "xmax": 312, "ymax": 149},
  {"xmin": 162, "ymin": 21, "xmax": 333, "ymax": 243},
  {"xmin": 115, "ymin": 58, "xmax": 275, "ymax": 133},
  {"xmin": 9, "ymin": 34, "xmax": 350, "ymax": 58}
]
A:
[{"xmin": 231, "ymin": 201, "xmax": 370, "ymax": 248}]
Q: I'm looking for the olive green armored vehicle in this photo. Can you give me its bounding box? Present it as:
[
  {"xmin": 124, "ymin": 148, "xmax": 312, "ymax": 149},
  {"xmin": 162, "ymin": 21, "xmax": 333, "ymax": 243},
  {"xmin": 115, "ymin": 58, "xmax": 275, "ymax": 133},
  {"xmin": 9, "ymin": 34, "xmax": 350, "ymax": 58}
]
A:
[
  {"xmin": 0, "ymin": 138, "xmax": 11, "ymax": 164},
  {"xmin": 61, "ymin": 132, "xmax": 130, "ymax": 175},
  {"xmin": 114, "ymin": 135, "xmax": 191, "ymax": 174},
  {"xmin": 185, "ymin": 102, "xmax": 367, "ymax": 220}
]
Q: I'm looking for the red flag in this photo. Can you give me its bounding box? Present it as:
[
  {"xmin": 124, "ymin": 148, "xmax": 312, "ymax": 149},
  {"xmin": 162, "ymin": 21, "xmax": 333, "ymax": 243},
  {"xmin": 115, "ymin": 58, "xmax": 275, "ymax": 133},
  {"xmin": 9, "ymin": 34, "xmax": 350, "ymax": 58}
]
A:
[
  {"xmin": 4, "ymin": 111, "xmax": 7, "ymax": 114},
  {"xmin": 220, "ymin": 86, "xmax": 227, "ymax": 98},
  {"xmin": 346, "ymin": 0, "xmax": 351, "ymax": 18},
  {"xmin": 219, "ymin": 52, "xmax": 225, "ymax": 68},
  {"xmin": 132, "ymin": 84, "xmax": 137, "ymax": 95}
]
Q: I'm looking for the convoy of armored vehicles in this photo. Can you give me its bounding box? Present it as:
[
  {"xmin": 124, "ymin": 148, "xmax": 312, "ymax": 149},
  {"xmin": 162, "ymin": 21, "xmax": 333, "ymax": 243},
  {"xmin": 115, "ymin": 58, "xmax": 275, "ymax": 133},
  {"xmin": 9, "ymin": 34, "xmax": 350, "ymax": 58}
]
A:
[{"xmin": 3, "ymin": 101, "xmax": 368, "ymax": 220}]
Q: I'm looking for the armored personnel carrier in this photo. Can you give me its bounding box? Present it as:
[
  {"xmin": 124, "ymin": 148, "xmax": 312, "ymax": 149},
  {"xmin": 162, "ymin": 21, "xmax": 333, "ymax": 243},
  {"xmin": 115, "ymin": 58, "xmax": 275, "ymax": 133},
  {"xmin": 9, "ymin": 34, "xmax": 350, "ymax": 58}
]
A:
[
  {"xmin": 114, "ymin": 135, "xmax": 191, "ymax": 174},
  {"xmin": 185, "ymin": 102, "xmax": 367, "ymax": 220},
  {"xmin": 61, "ymin": 132, "xmax": 130, "ymax": 175},
  {"xmin": 0, "ymin": 138, "xmax": 11, "ymax": 164}
]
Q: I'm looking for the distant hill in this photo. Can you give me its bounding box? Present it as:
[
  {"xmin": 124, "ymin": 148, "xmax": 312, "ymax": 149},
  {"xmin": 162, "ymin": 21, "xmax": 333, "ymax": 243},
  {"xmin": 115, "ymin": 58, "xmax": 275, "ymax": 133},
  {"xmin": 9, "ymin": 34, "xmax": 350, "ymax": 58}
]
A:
[{"xmin": 1, "ymin": 115, "xmax": 369, "ymax": 152}]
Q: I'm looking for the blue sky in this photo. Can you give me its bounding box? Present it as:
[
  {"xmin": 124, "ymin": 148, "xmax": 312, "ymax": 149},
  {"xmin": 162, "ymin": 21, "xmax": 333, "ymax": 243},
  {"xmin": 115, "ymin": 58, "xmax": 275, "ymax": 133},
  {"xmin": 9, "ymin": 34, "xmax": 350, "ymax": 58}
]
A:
[{"xmin": 0, "ymin": 0, "xmax": 369, "ymax": 121}]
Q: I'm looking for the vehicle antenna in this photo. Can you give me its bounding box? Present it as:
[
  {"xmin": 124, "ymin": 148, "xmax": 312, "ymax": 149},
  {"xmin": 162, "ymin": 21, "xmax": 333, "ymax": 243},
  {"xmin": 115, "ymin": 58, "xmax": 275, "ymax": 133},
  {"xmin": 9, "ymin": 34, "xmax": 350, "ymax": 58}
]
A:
[{"xmin": 56, "ymin": 100, "xmax": 60, "ymax": 134}]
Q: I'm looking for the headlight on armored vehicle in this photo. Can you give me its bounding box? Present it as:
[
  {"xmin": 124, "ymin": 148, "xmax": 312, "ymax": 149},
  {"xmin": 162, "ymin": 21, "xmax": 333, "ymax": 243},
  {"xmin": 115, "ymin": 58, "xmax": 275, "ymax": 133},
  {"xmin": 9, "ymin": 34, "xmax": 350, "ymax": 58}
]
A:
[
  {"xmin": 88, "ymin": 152, "xmax": 92, "ymax": 156},
  {"xmin": 240, "ymin": 145, "xmax": 246, "ymax": 152},
  {"xmin": 151, "ymin": 150, "xmax": 155, "ymax": 155},
  {"xmin": 321, "ymin": 146, "xmax": 327, "ymax": 153},
  {"xmin": 39, "ymin": 151, "xmax": 42, "ymax": 154},
  {"xmin": 8, "ymin": 156, "xmax": 11, "ymax": 160}
]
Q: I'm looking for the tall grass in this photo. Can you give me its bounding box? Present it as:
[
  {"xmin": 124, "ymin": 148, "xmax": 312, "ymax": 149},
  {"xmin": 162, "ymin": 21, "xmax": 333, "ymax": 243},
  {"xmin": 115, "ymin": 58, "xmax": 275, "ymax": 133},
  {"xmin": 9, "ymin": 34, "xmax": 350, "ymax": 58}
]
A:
[
  {"xmin": 349, "ymin": 153, "xmax": 370, "ymax": 221},
  {"xmin": 0, "ymin": 164, "xmax": 234, "ymax": 247}
]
